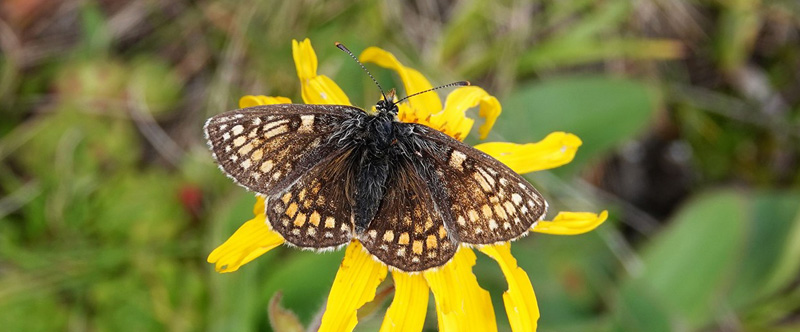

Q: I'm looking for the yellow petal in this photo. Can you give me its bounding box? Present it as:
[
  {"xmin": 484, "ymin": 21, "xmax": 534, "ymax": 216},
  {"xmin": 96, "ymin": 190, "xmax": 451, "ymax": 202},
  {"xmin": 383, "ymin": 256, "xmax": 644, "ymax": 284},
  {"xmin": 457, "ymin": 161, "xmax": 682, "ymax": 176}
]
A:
[
  {"xmin": 252, "ymin": 196, "xmax": 265, "ymax": 216},
  {"xmin": 479, "ymin": 243, "xmax": 539, "ymax": 332},
  {"xmin": 319, "ymin": 241, "xmax": 388, "ymax": 332},
  {"xmin": 474, "ymin": 132, "xmax": 582, "ymax": 174},
  {"xmin": 379, "ymin": 272, "xmax": 428, "ymax": 332},
  {"xmin": 292, "ymin": 38, "xmax": 318, "ymax": 81},
  {"xmin": 428, "ymin": 86, "xmax": 501, "ymax": 140},
  {"xmin": 238, "ymin": 95, "xmax": 292, "ymax": 108},
  {"xmin": 424, "ymin": 248, "xmax": 497, "ymax": 332},
  {"xmin": 292, "ymin": 38, "xmax": 351, "ymax": 105},
  {"xmin": 359, "ymin": 47, "xmax": 441, "ymax": 116},
  {"xmin": 302, "ymin": 75, "xmax": 352, "ymax": 105},
  {"xmin": 532, "ymin": 210, "xmax": 609, "ymax": 235},
  {"xmin": 207, "ymin": 212, "xmax": 284, "ymax": 273}
]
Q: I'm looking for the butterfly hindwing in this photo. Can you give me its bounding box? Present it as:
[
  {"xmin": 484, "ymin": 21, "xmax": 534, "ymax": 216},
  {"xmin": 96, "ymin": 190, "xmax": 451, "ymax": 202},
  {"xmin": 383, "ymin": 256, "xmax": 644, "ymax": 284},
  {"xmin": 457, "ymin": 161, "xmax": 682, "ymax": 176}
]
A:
[
  {"xmin": 265, "ymin": 149, "xmax": 357, "ymax": 249},
  {"xmin": 358, "ymin": 153, "xmax": 458, "ymax": 271},
  {"xmin": 410, "ymin": 124, "xmax": 548, "ymax": 244},
  {"xmin": 204, "ymin": 104, "xmax": 363, "ymax": 196}
]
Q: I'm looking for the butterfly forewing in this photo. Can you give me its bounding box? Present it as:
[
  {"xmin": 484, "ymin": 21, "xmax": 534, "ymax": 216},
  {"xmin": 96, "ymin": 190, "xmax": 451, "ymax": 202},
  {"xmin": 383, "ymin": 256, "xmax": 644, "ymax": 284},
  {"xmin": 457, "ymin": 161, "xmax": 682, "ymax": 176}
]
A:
[
  {"xmin": 359, "ymin": 156, "xmax": 458, "ymax": 271},
  {"xmin": 204, "ymin": 104, "xmax": 362, "ymax": 196},
  {"xmin": 410, "ymin": 124, "xmax": 548, "ymax": 244}
]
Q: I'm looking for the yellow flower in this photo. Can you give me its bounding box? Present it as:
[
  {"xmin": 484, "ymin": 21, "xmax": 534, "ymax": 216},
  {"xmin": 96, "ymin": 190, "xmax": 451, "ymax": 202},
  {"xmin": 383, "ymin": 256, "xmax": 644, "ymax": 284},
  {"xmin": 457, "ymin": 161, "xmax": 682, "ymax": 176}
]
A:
[{"xmin": 208, "ymin": 38, "xmax": 608, "ymax": 332}]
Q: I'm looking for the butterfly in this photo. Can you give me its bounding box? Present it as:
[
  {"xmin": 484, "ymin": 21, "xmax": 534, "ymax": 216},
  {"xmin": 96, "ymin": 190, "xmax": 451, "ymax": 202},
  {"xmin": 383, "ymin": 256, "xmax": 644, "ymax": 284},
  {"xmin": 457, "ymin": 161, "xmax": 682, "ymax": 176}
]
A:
[{"xmin": 204, "ymin": 44, "xmax": 547, "ymax": 272}]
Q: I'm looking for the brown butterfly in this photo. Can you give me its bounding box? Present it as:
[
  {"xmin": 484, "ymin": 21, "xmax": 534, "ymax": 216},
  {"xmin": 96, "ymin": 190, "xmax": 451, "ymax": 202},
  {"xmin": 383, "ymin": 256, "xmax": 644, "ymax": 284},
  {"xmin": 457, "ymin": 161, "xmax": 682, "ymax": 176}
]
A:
[{"xmin": 204, "ymin": 44, "xmax": 547, "ymax": 272}]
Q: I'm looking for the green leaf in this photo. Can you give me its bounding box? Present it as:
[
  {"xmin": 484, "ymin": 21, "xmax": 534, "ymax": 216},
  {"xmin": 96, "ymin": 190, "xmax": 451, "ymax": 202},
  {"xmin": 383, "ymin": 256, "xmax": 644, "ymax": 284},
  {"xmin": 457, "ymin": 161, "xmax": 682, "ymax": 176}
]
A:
[
  {"xmin": 491, "ymin": 76, "xmax": 657, "ymax": 173},
  {"xmin": 619, "ymin": 190, "xmax": 748, "ymax": 329},
  {"xmin": 726, "ymin": 191, "xmax": 800, "ymax": 309},
  {"xmin": 268, "ymin": 292, "xmax": 305, "ymax": 332}
]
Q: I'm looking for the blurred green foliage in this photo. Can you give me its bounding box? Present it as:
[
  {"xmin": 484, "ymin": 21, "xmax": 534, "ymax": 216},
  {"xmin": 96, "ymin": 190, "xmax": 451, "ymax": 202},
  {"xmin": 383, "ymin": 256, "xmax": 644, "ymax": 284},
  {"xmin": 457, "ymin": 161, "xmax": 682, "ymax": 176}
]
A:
[{"xmin": 1, "ymin": 0, "xmax": 799, "ymax": 331}]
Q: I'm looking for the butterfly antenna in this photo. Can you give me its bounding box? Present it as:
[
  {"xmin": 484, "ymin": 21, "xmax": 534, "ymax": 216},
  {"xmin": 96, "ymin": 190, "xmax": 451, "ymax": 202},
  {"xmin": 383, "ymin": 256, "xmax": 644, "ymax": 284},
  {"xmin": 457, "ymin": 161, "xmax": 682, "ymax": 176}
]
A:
[
  {"xmin": 335, "ymin": 42, "xmax": 388, "ymax": 101},
  {"xmin": 394, "ymin": 81, "xmax": 471, "ymax": 105}
]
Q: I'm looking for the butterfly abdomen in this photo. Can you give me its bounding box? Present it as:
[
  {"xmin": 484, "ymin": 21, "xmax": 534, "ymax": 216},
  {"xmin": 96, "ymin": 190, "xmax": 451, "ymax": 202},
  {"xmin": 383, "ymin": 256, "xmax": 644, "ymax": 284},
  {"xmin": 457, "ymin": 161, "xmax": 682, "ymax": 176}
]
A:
[{"xmin": 351, "ymin": 111, "xmax": 401, "ymax": 232}]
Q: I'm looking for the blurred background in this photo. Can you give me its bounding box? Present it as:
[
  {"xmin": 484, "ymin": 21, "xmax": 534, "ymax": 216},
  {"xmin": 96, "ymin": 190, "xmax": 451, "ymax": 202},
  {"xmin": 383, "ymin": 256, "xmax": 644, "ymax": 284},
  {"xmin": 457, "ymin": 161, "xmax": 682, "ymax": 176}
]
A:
[{"xmin": 1, "ymin": 0, "xmax": 799, "ymax": 331}]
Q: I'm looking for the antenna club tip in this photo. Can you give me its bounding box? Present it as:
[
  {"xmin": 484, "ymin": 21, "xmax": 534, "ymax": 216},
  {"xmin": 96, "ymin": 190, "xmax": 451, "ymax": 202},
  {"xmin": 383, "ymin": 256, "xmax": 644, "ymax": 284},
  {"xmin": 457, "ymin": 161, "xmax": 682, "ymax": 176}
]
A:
[
  {"xmin": 464, "ymin": 81, "xmax": 471, "ymax": 86},
  {"xmin": 334, "ymin": 41, "xmax": 342, "ymax": 47}
]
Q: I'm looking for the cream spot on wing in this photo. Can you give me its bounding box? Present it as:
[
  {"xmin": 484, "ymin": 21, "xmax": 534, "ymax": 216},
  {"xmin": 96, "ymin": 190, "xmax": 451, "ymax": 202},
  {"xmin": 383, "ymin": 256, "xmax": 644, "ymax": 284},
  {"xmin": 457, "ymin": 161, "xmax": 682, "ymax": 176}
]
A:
[
  {"xmin": 448, "ymin": 150, "xmax": 467, "ymax": 171},
  {"xmin": 251, "ymin": 149, "xmax": 263, "ymax": 161},
  {"xmin": 298, "ymin": 189, "xmax": 306, "ymax": 201},
  {"xmin": 324, "ymin": 217, "xmax": 335, "ymax": 228},
  {"xmin": 298, "ymin": 115, "xmax": 315, "ymax": 133},
  {"xmin": 438, "ymin": 226, "xmax": 447, "ymax": 239},
  {"xmin": 265, "ymin": 125, "xmax": 289, "ymax": 139},
  {"xmin": 473, "ymin": 172, "xmax": 492, "ymax": 192},
  {"xmin": 240, "ymin": 159, "xmax": 251, "ymax": 169},
  {"xmin": 478, "ymin": 167, "xmax": 496, "ymax": 186},
  {"xmin": 424, "ymin": 217, "xmax": 433, "ymax": 230},
  {"xmin": 340, "ymin": 223, "xmax": 349, "ymax": 232},
  {"xmin": 503, "ymin": 222, "xmax": 511, "ymax": 229},
  {"xmin": 397, "ymin": 248, "xmax": 406, "ymax": 257},
  {"xmin": 324, "ymin": 232, "xmax": 333, "ymax": 238},
  {"xmin": 481, "ymin": 204, "xmax": 493, "ymax": 218},
  {"xmin": 468, "ymin": 209, "xmax": 480, "ymax": 222},
  {"xmin": 261, "ymin": 160, "xmax": 274, "ymax": 173},
  {"xmin": 262, "ymin": 119, "xmax": 289, "ymax": 132},
  {"xmin": 222, "ymin": 132, "xmax": 231, "ymax": 140},
  {"xmin": 231, "ymin": 125, "xmax": 244, "ymax": 135},
  {"xmin": 488, "ymin": 219, "xmax": 498, "ymax": 230},
  {"xmin": 412, "ymin": 241, "xmax": 423, "ymax": 255},
  {"xmin": 309, "ymin": 212, "xmax": 321, "ymax": 226},
  {"xmin": 281, "ymin": 192, "xmax": 292, "ymax": 204},
  {"xmin": 368, "ymin": 230, "xmax": 377, "ymax": 239},
  {"xmin": 291, "ymin": 229, "xmax": 300, "ymax": 235},
  {"xmin": 398, "ymin": 232, "xmax": 410, "ymax": 245},
  {"xmin": 383, "ymin": 230, "xmax": 394, "ymax": 242},
  {"xmin": 493, "ymin": 203, "xmax": 508, "ymax": 220},
  {"xmin": 292, "ymin": 214, "xmax": 306, "ymax": 228},
  {"xmin": 504, "ymin": 201, "xmax": 516, "ymax": 215},
  {"xmin": 500, "ymin": 178, "xmax": 508, "ymax": 186},
  {"xmin": 306, "ymin": 227, "xmax": 316, "ymax": 236},
  {"xmin": 285, "ymin": 203, "xmax": 298, "ymax": 217},
  {"xmin": 512, "ymin": 193, "xmax": 523, "ymax": 205},
  {"xmin": 457, "ymin": 215, "xmax": 466, "ymax": 226},
  {"xmin": 252, "ymin": 118, "xmax": 262, "ymax": 125},
  {"xmin": 238, "ymin": 143, "xmax": 253, "ymax": 155},
  {"xmin": 426, "ymin": 235, "xmax": 438, "ymax": 249},
  {"xmin": 219, "ymin": 124, "xmax": 228, "ymax": 130},
  {"xmin": 233, "ymin": 136, "xmax": 246, "ymax": 147},
  {"xmin": 403, "ymin": 216, "xmax": 412, "ymax": 225},
  {"xmin": 272, "ymin": 171, "xmax": 281, "ymax": 180},
  {"xmin": 475, "ymin": 227, "xmax": 483, "ymax": 234},
  {"xmin": 521, "ymin": 206, "xmax": 529, "ymax": 214},
  {"xmin": 412, "ymin": 257, "xmax": 420, "ymax": 263}
]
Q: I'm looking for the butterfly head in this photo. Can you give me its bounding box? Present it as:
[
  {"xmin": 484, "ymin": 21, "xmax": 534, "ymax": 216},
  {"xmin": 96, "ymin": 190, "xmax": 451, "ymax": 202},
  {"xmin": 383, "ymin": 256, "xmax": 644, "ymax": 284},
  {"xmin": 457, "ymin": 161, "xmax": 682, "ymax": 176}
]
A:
[{"xmin": 376, "ymin": 89, "xmax": 399, "ymax": 116}]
